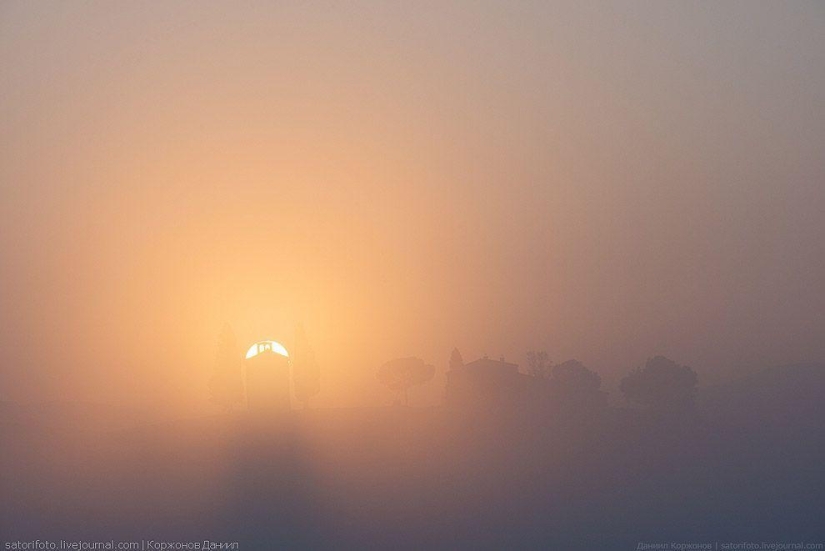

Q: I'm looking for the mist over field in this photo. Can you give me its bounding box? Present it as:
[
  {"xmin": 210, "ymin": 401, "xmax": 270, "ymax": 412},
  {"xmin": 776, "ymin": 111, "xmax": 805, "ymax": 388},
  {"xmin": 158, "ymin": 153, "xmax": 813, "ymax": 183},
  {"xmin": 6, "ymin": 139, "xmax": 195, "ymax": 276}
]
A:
[
  {"xmin": 2, "ymin": 1, "xmax": 824, "ymax": 411},
  {"xmin": 1, "ymin": 1, "xmax": 824, "ymax": 549}
]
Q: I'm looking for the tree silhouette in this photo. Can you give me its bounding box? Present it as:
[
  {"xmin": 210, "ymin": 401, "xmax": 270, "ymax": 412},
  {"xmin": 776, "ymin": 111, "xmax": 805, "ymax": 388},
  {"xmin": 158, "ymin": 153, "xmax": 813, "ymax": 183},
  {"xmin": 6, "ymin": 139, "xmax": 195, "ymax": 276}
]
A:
[
  {"xmin": 526, "ymin": 350, "xmax": 551, "ymax": 378},
  {"xmin": 377, "ymin": 357, "xmax": 435, "ymax": 406},
  {"xmin": 449, "ymin": 348, "xmax": 464, "ymax": 371},
  {"xmin": 551, "ymin": 359, "xmax": 601, "ymax": 393},
  {"xmin": 208, "ymin": 324, "xmax": 244, "ymax": 412},
  {"xmin": 292, "ymin": 324, "xmax": 320, "ymax": 408},
  {"xmin": 620, "ymin": 355, "xmax": 698, "ymax": 411}
]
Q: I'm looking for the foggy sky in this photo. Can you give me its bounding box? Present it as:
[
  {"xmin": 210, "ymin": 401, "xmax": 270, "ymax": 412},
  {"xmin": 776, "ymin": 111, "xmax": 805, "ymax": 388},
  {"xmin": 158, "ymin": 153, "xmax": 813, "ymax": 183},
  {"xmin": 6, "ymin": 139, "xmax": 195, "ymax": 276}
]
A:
[{"xmin": 1, "ymin": 1, "xmax": 824, "ymax": 411}]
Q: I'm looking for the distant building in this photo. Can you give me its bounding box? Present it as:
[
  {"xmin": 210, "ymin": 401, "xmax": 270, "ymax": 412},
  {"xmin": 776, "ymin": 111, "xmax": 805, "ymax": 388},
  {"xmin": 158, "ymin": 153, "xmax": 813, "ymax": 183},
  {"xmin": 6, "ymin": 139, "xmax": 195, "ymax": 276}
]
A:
[
  {"xmin": 245, "ymin": 340, "xmax": 291, "ymax": 414},
  {"xmin": 446, "ymin": 356, "xmax": 529, "ymax": 409}
]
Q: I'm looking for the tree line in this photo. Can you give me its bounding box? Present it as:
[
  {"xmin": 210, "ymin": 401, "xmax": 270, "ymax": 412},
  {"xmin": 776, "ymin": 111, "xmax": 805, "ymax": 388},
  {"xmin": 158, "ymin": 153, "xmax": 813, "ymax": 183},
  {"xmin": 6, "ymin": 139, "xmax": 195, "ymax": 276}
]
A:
[{"xmin": 377, "ymin": 349, "xmax": 699, "ymax": 412}]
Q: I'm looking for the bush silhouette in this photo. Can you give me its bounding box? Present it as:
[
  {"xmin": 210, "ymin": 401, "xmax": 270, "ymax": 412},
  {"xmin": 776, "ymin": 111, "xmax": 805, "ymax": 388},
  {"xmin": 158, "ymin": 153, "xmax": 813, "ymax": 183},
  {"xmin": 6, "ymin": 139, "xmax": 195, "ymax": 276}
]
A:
[
  {"xmin": 449, "ymin": 348, "xmax": 464, "ymax": 371},
  {"xmin": 377, "ymin": 357, "xmax": 435, "ymax": 405},
  {"xmin": 526, "ymin": 350, "xmax": 551, "ymax": 378},
  {"xmin": 551, "ymin": 359, "xmax": 601, "ymax": 393},
  {"xmin": 620, "ymin": 355, "xmax": 698, "ymax": 411}
]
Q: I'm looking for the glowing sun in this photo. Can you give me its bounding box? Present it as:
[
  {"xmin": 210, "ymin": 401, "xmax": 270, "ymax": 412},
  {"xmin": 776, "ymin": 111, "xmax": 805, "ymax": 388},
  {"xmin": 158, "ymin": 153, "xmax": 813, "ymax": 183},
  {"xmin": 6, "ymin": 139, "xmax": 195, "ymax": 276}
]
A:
[{"xmin": 245, "ymin": 340, "xmax": 289, "ymax": 360}]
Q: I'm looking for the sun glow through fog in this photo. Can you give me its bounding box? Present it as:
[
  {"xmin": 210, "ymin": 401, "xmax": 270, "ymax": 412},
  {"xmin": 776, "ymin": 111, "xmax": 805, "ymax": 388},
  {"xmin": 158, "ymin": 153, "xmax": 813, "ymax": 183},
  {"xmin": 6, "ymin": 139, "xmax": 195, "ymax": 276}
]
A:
[{"xmin": 245, "ymin": 341, "xmax": 289, "ymax": 360}]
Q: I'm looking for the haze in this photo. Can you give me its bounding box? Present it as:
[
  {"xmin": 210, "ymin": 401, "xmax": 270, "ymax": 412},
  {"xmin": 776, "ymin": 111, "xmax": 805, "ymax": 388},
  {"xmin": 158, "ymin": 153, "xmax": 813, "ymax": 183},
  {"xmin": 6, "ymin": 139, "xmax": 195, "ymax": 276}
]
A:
[{"xmin": 1, "ymin": 1, "xmax": 824, "ymax": 413}]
